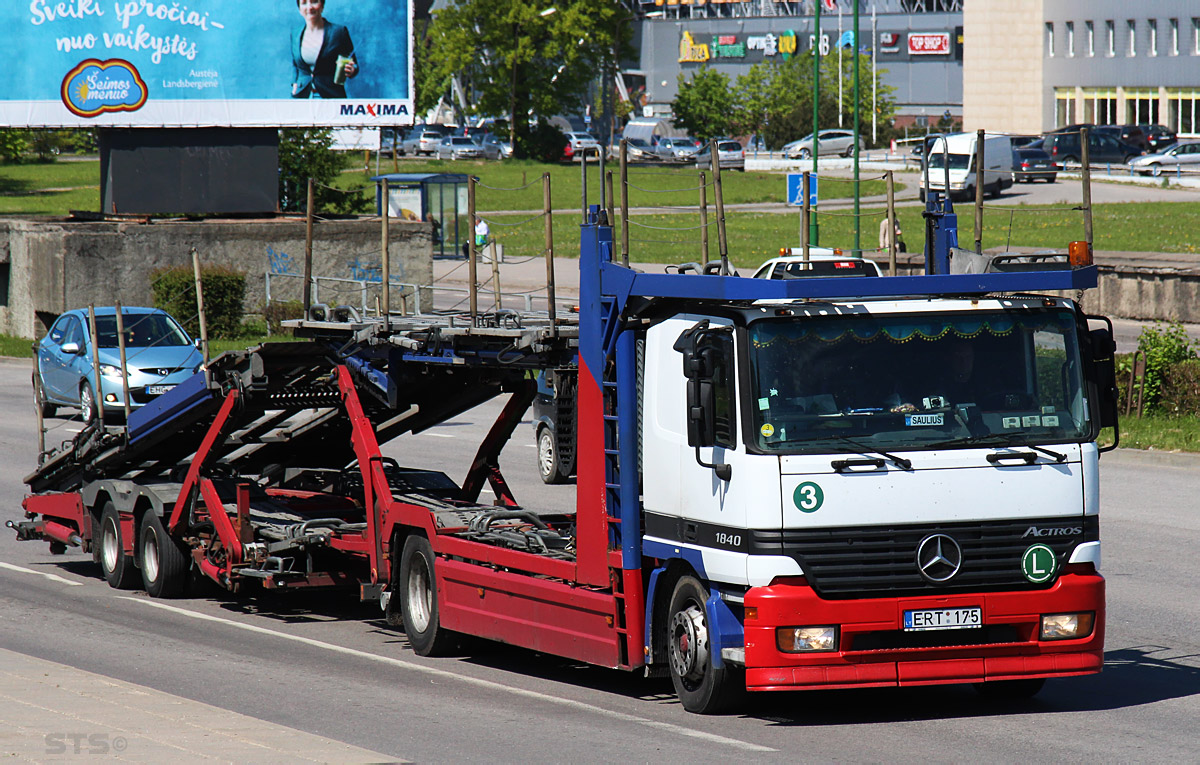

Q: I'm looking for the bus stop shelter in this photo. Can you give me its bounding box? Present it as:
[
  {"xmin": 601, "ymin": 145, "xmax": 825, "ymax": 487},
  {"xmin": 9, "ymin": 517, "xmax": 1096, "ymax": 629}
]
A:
[{"xmin": 371, "ymin": 173, "xmax": 469, "ymax": 259}]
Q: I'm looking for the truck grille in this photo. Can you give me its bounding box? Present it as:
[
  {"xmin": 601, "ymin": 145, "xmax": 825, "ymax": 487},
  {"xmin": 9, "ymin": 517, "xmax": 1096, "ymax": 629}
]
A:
[{"xmin": 752, "ymin": 516, "xmax": 1096, "ymax": 600}]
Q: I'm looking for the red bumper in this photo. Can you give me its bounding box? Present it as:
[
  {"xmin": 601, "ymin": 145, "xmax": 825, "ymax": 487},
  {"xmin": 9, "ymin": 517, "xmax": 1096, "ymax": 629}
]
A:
[{"xmin": 743, "ymin": 572, "xmax": 1104, "ymax": 692}]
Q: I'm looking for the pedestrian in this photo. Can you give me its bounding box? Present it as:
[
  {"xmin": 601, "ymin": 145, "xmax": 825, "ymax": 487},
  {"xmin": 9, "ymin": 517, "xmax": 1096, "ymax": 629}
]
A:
[
  {"xmin": 462, "ymin": 215, "xmax": 491, "ymax": 259},
  {"xmin": 425, "ymin": 213, "xmax": 441, "ymax": 245},
  {"xmin": 879, "ymin": 217, "xmax": 906, "ymax": 253}
]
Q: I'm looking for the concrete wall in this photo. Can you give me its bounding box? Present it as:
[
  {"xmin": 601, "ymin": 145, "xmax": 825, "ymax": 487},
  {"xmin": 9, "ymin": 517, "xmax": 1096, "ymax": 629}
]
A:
[
  {"xmin": 963, "ymin": 0, "xmax": 1044, "ymax": 135},
  {"xmin": 0, "ymin": 218, "xmax": 433, "ymax": 339}
]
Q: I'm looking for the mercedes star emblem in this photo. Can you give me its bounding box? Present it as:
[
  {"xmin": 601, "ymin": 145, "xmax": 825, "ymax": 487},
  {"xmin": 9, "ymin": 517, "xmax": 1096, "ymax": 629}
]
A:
[{"xmin": 916, "ymin": 533, "xmax": 963, "ymax": 583}]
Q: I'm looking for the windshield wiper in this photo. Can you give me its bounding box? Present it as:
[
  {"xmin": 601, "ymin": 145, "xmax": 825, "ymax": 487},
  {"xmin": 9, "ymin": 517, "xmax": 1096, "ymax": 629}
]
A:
[
  {"xmin": 925, "ymin": 435, "xmax": 1068, "ymax": 463},
  {"xmin": 823, "ymin": 435, "xmax": 913, "ymax": 471}
]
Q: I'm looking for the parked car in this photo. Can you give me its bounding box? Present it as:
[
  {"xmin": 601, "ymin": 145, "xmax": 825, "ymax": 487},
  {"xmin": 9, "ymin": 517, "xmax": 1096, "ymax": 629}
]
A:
[
  {"xmin": 435, "ymin": 136, "xmax": 484, "ymax": 160},
  {"xmin": 784, "ymin": 129, "xmax": 864, "ymax": 160},
  {"xmin": 620, "ymin": 137, "xmax": 656, "ymax": 162},
  {"xmin": 400, "ymin": 129, "xmax": 443, "ymax": 156},
  {"xmin": 1011, "ymin": 148, "xmax": 1059, "ymax": 183},
  {"xmin": 1128, "ymin": 141, "xmax": 1200, "ymax": 177},
  {"xmin": 480, "ymin": 133, "xmax": 512, "ymax": 160},
  {"xmin": 34, "ymin": 307, "xmax": 203, "ymax": 423},
  {"xmin": 1092, "ymin": 125, "xmax": 1148, "ymax": 152},
  {"xmin": 694, "ymin": 140, "xmax": 745, "ymax": 171},
  {"xmin": 566, "ymin": 132, "xmax": 602, "ymax": 160},
  {"xmin": 1138, "ymin": 124, "xmax": 1177, "ymax": 153},
  {"xmin": 753, "ymin": 251, "xmax": 883, "ymax": 279},
  {"xmin": 1041, "ymin": 131, "xmax": 1143, "ymax": 165},
  {"xmin": 653, "ymin": 137, "xmax": 699, "ymax": 163}
]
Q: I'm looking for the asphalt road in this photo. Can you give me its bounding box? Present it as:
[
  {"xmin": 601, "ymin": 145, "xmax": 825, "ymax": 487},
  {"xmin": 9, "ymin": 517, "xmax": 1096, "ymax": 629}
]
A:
[{"xmin": 2, "ymin": 357, "xmax": 1199, "ymax": 761}]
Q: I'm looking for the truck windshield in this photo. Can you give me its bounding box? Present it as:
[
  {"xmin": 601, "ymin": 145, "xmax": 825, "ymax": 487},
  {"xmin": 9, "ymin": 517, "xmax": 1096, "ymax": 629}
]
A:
[
  {"xmin": 927, "ymin": 152, "xmax": 972, "ymax": 170},
  {"xmin": 747, "ymin": 309, "xmax": 1090, "ymax": 453}
]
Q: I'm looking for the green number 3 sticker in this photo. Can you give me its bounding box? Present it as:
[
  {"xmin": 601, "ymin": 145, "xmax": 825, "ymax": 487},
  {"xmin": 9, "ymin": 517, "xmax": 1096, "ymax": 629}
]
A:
[{"xmin": 793, "ymin": 481, "xmax": 824, "ymax": 513}]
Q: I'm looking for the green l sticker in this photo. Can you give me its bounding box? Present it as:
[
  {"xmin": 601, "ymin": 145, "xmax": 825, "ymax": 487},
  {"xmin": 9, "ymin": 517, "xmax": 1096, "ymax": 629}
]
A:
[
  {"xmin": 793, "ymin": 482, "xmax": 824, "ymax": 513},
  {"xmin": 1022, "ymin": 544, "xmax": 1057, "ymax": 583}
]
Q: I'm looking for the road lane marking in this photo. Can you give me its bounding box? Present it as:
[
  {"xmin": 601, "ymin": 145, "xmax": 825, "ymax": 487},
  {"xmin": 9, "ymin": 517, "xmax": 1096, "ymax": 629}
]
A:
[
  {"xmin": 421, "ymin": 433, "xmax": 455, "ymax": 438},
  {"xmin": 0, "ymin": 561, "xmax": 85, "ymax": 587},
  {"xmin": 123, "ymin": 597, "xmax": 774, "ymax": 753}
]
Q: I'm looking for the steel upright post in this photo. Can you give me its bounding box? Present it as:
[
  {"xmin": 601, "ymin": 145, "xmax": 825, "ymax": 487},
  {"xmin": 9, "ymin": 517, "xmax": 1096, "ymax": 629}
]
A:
[
  {"xmin": 87, "ymin": 305, "xmax": 104, "ymax": 427},
  {"xmin": 191, "ymin": 247, "xmax": 210, "ymax": 387},
  {"xmin": 382, "ymin": 178, "xmax": 391, "ymax": 319},
  {"xmin": 699, "ymin": 171, "xmax": 709, "ymax": 266},
  {"xmin": 304, "ymin": 178, "xmax": 314, "ymax": 316},
  {"xmin": 543, "ymin": 172, "xmax": 556, "ymax": 328},
  {"xmin": 468, "ymin": 175, "xmax": 478, "ymax": 323},
  {"xmin": 974, "ymin": 129, "xmax": 985, "ymax": 254},
  {"xmin": 710, "ymin": 140, "xmax": 729, "ymax": 273},
  {"xmin": 620, "ymin": 140, "xmax": 630, "ymax": 266},
  {"xmin": 114, "ymin": 303, "xmax": 132, "ymax": 423}
]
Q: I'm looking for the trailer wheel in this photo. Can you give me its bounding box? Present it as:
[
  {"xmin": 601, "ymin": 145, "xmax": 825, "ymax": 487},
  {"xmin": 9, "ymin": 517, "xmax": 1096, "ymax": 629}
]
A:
[
  {"xmin": 98, "ymin": 502, "xmax": 137, "ymax": 589},
  {"xmin": 666, "ymin": 576, "xmax": 743, "ymax": 714},
  {"xmin": 140, "ymin": 512, "xmax": 190, "ymax": 598},
  {"xmin": 974, "ymin": 678, "xmax": 1045, "ymax": 700},
  {"xmin": 537, "ymin": 427, "xmax": 568, "ymax": 485},
  {"xmin": 399, "ymin": 535, "xmax": 456, "ymax": 656}
]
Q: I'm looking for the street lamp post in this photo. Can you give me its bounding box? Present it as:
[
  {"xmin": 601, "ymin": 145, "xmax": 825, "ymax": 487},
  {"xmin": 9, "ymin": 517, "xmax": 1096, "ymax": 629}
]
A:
[{"xmin": 811, "ymin": 0, "xmax": 821, "ymax": 246}]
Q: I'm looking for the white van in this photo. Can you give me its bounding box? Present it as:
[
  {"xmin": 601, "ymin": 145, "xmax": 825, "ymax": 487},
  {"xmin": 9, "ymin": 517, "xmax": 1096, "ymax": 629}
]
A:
[{"xmin": 920, "ymin": 133, "xmax": 1014, "ymax": 202}]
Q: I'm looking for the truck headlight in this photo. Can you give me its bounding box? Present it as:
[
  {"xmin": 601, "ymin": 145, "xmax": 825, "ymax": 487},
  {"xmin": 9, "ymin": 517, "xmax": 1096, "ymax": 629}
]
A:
[
  {"xmin": 1040, "ymin": 612, "xmax": 1095, "ymax": 640},
  {"xmin": 776, "ymin": 626, "xmax": 838, "ymax": 652}
]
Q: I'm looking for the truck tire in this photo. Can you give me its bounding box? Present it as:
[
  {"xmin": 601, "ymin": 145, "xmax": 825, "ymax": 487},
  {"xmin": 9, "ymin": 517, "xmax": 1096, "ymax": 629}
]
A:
[
  {"xmin": 537, "ymin": 427, "xmax": 568, "ymax": 485},
  {"xmin": 666, "ymin": 576, "xmax": 743, "ymax": 714},
  {"xmin": 98, "ymin": 502, "xmax": 137, "ymax": 589},
  {"xmin": 974, "ymin": 678, "xmax": 1045, "ymax": 700},
  {"xmin": 139, "ymin": 511, "xmax": 190, "ymax": 598},
  {"xmin": 399, "ymin": 535, "xmax": 457, "ymax": 656}
]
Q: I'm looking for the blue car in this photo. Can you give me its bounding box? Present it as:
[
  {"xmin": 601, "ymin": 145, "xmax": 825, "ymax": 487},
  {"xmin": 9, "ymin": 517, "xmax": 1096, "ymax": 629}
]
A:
[{"xmin": 34, "ymin": 307, "xmax": 204, "ymax": 422}]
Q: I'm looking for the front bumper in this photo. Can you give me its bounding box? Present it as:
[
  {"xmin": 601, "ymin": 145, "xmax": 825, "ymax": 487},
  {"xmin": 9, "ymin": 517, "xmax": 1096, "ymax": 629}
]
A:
[{"xmin": 743, "ymin": 572, "xmax": 1104, "ymax": 691}]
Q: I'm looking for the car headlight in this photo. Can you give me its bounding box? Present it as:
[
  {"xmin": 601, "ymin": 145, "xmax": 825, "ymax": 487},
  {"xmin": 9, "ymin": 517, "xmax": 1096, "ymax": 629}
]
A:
[
  {"xmin": 776, "ymin": 626, "xmax": 838, "ymax": 652},
  {"xmin": 99, "ymin": 363, "xmax": 123, "ymax": 377},
  {"xmin": 1040, "ymin": 612, "xmax": 1095, "ymax": 640},
  {"xmin": 950, "ymin": 182, "xmax": 965, "ymax": 189}
]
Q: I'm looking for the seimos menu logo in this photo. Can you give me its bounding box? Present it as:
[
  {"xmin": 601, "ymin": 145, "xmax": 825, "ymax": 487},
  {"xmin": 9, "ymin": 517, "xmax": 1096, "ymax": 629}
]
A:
[
  {"xmin": 339, "ymin": 104, "xmax": 409, "ymax": 118},
  {"xmin": 61, "ymin": 59, "xmax": 147, "ymax": 118},
  {"xmin": 1022, "ymin": 525, "xmax": 1082, "ymax": 538}
]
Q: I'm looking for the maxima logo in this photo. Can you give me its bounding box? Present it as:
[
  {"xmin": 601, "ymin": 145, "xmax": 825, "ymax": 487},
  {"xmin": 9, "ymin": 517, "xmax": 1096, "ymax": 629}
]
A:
[
  {"xmin": 61, "ymin": 59, "xmax": 147, "ymax": 118},
  {"xmin": 1022, "ymin": 525, "xmax": 1082, "ymax": 538},
  {"xmin": 340, "ymin": 104, "xmax": 410, "ymax": 118}
]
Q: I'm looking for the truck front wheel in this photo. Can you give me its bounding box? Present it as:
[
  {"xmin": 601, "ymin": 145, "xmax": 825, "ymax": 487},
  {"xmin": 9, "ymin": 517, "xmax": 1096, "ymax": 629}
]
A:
[
  {"xmin": 140, "ymin": 511, "xmax": 190, "ymax": 598},
  {"xmin": 399, "ymin": 535, "xmax": 457, "ymax": 656},
  {"xmin": 666, "ymin": 576, "xmax": 743, "ymax": 714},
  {"xmin": 98, "ymin": 502, "xmax": 137, "ymax": 589}
]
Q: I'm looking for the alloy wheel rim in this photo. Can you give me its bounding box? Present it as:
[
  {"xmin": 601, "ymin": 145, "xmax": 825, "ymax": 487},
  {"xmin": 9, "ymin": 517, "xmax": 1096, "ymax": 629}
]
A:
[{"xmin": 407, "ymin": 555, "xmax": 433, "ymax": 633}]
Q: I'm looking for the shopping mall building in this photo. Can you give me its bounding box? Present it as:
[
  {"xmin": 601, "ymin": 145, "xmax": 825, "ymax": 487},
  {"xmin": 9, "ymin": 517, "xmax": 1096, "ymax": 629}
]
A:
[
  {"xmin": 964, "ymin": 0, "xmax": 1200, "ymax": 136},
  {"xmin": 628, "ymin": 0, "xmax": 1198, "ymax": 138}
]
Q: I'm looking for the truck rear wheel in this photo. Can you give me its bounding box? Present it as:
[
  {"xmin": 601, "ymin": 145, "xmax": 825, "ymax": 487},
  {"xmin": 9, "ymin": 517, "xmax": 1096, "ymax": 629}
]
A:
[
  {"xmin": 98, "ymin": 502, "xmax": 137, "ymax": 589},
  {"xmin": 666, "ymin": 576, "xmax": 743, "ymax": 714},
  {"xmin": 140, "ymin": 511, "xmax": 190, "ymax": 598},
  {"xmin": 399, "ymin": 535, "xmax": 457, "ymax": 656}
]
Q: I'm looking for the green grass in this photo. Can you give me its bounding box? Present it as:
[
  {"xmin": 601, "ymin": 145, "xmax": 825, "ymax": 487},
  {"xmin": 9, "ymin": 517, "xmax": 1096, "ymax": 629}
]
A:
[
  {"xmin": 0, "ymin": 159, "xmax": 100, "ymax": 215},
  {"xmin": 0, "ymin": 333, "xmax": 34, "ymax": 357},
  {"xmin": 343, "ymin": 158, "xmax": 889, "ymax": 212},
  {"xmin": 1101, "ymin": 415, "xmax": 1200, "ymax": 452}
]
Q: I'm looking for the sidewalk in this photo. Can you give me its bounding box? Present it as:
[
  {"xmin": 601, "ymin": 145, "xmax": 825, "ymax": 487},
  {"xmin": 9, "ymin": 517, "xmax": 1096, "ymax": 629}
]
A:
[{"xmin": 0, "ymin": 647, "xmax": 397, "ymax": 763}]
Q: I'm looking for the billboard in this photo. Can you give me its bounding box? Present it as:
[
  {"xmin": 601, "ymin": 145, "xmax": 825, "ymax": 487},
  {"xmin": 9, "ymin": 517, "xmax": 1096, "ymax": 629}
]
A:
[{"xmin": 2, "ymin": 1, "xmax": 413, "ymax": 128}]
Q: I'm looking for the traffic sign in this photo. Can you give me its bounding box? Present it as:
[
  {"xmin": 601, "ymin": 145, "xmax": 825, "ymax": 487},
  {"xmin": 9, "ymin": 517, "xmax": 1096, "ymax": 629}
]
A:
[{"xmin": 786, "ymin": 173, "xmax": 818, "ymax": 207}]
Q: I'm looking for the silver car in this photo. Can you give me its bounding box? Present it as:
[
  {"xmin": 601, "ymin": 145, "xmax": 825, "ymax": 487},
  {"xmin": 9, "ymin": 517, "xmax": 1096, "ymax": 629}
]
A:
[
  {"xmin": 694, "ymin": 140, "xmax": 745, "ymax": 171},
  {"xmin": 1129, "ymin": 141, "xmax": 1200, "ymax": 177},
  {"xmin": 653, "ymin": 137, "xmax": 699, "ymax": 163},
  {"xmin": 784, "ymin": 129, "xmax": 864, "ymax": 160},
  {"xmin": 566, "ymin": 132, "xmax": 602, "ymax": 160},
  {"xmin": 480, "ymin": 133, "xmax": 512, "ymax": 160},
  {"xmin": 436, "ymin": 136, "xmax": 484, "ymax": 160},
  {"xmin": 400, "ymin": 130, "xmax": 443, "ymax": 156}
]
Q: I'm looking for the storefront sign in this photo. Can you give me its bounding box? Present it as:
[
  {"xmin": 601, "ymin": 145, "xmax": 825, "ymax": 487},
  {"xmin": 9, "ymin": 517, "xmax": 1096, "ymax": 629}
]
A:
[
  {"xmin": 879, "ymin": 32, "xmax": 902, "ymax": 53},
  {"xmin": 779, "ymin": 30, "xmax": 798, "ymax": 60},
  {"xmin": 908, "ymin": 32, "xmax": 950, "ymax": 55},
  {"xmin": 712, "ymin": 35, "xmax": 746, "ymax": 59},
  {"xmin": 747, "ymin": 34, "xmax": 778, "ymax": 57},
  {"xmin": 679, "ymin": 31, "xmax": 710, "ymax": 63}
]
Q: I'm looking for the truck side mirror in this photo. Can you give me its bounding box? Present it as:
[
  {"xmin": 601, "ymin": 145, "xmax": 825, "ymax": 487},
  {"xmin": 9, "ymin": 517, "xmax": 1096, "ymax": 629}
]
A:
[
  {"xmin": 1088, "ymin": 323, "xmax": 1120, "ymax": 449},
  {"xmin": 674, "ymin": 320, "xmax": 733, "ymax": 481}
]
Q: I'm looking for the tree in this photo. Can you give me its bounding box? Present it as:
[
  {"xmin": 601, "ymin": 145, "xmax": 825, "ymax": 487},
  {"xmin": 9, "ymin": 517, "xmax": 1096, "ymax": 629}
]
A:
[
  {"xmin": 277, "ymin": 129, "xmax": 368, "ymax": 214},
  {"xmin": 419, "ymin": 0, "xmax": 632, "ymax": 158},
  {"xmin": 0, "ymin": 130, "xmax": 29, "ymax": 163},
  {"xmin": 671, "ymin": 66, "xmax": 735, "ymax": 142}
]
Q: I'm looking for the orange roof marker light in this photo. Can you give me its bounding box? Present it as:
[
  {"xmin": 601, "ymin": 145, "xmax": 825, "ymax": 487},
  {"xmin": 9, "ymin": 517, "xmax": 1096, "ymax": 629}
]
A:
[{"xmin": 1068, "ymin": 241, "xmax": 1093, "ymax": 267}]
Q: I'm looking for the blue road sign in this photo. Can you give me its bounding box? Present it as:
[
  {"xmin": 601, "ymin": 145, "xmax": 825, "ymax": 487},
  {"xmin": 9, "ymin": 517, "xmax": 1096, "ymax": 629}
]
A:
[{"xmin": 786, "ymin": 173, "xmax": 818, "ymax": 207}]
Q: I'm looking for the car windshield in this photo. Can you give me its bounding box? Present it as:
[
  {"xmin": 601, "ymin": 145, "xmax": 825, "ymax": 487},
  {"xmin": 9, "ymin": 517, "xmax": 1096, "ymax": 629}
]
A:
[
  {"xmin": 926, "ymin": 152, "xmax": 971, "ymax": 170},
  {"xmin": 718, "ymin": 141, "xmax": 742, "ymax": 152},
  {"xmin": 746, "ymin": 309, "xmax": 1090, "ymax": 454},
  {"xmin": 94, "ymin": 313, "xmax": 191, "ymax": 349},
  {"xmin": 450, "ymin": 138, "xmax": 473, "ymax": 145},
  {"xmin": 627, "ymin": 138, "xmax": 650, "ymax": 147}
]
